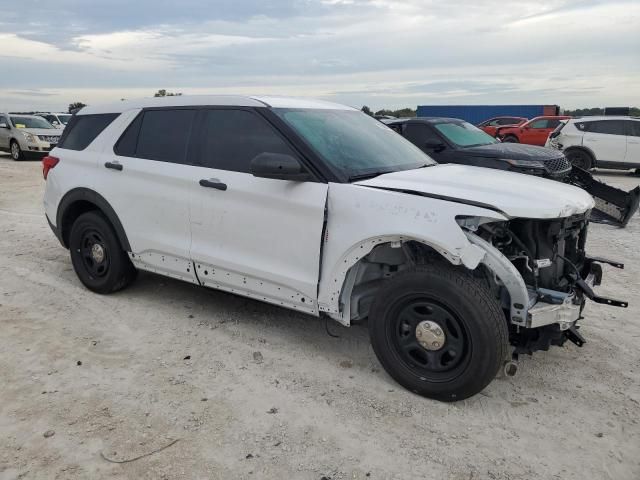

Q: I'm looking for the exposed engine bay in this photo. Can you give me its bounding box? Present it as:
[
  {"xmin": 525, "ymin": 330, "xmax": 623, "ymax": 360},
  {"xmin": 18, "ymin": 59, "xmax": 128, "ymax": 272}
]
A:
[{"xmin": 477, "ymin": 213, "xmax": 627, "ymax": 355}]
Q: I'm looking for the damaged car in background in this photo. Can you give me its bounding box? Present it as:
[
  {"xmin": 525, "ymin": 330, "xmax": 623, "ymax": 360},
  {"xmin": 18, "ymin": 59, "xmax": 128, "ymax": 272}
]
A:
[
  {"xmin": 388, "ymin": 117, "xmax": 640, "ymax": 227},
  {"xmin": 43, "ymin": 96, "xmax": 628, "ymax": 401}
]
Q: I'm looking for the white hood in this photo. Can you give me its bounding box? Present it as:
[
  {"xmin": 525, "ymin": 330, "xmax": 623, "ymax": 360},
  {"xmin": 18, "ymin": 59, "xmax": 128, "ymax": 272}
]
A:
[
  {"xmin": 355, "ymin": 164, "xmax": 595, "ymax": 219},
  {"xmin": 20, "ymin": 128, "xmax": 64, "ymax": 136}
]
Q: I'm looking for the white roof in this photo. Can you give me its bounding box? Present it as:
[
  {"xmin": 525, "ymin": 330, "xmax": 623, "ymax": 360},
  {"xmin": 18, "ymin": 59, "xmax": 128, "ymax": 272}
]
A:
[{"xmin": 79, "ymin": 95, "xmax": 355, "ymax": 115}]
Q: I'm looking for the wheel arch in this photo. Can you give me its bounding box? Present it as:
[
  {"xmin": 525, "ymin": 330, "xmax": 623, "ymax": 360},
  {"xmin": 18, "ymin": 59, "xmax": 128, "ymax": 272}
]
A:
[
  {"xmin": 319, "ymin": 235, "xmax": 487, "ymax": 326},
  {"xmin": 320, "ymin": 232, "xmax": 529, "ymax": 328},
  {"xmin": 56, "ymin": 188, "xmax": 131, "ymax": 251},
  {"xmin": 564, "ymin": 145, "xmax": 596, "ymax": 165}
]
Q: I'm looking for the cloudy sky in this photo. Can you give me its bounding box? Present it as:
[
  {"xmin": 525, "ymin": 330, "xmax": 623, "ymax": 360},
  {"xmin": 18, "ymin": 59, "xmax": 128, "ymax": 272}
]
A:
[{"xmin": 0, "ymin": 0, "xmax": 638, "ymax": 112}]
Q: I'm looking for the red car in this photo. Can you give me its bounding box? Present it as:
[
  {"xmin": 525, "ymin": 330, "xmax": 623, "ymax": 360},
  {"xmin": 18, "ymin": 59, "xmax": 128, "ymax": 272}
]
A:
[
  {"xmin": 496, "ymin": 116, "xmax": 571, "ymax": 146},
  {"xmin": 477, "ymin": 116, "xmax": 527, "ymax": 137}
]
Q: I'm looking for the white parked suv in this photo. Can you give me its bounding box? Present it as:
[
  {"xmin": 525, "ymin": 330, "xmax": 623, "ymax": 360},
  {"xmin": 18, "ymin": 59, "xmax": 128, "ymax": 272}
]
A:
[
  {"xmin": 0, "ymin": 113, "xmax": 63, "ymax": 160},
  {"xmin": 546, "ymin": 116, "xmax": 640, "ymax": 170},
  {"xmin": 42, "ymin": 96, "xmax": 626, "ymax": 401},
  {"xmin": 36, "ymin": 112, "xmax": 73, "ymax": 129}
]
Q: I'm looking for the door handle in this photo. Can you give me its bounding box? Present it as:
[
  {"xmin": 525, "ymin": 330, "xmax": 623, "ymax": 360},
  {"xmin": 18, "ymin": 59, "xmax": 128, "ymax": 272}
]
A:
[
  {"xmin": 199, "ymin": 178, "xmax": 227, "ymax": 191},
  {"xmin": 105, "ymin": 161, "xmax": 123, "ymax": 171}
]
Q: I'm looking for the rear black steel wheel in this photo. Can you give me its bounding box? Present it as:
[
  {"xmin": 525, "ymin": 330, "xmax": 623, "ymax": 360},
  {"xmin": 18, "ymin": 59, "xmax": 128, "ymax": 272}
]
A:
[
  {"xmin": 502, "ymin": 135, "xmax": 519, "ymax": 143},
  {"xmin": 369, "ymin": 263, "xmax": 508, "ymax": 402},
  {"xmin": 69, "ymin": 211, "xmax": 136, "ymax": 294}
]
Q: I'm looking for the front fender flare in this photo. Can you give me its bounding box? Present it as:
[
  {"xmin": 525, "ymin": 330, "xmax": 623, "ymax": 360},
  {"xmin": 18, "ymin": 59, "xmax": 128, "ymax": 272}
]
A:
[{"xmin": 464, "ymin": 231, "xmax": 529, "ymax": 326}]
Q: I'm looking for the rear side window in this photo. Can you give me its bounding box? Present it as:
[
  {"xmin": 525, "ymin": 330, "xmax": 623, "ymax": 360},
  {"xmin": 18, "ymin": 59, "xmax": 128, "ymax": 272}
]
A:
[
  {"xmin": 114, "ymin": 109, "xmax": 196, "ymax": 163},
  {"xmin": 582, "ymin": 120, "xmax": 626, "ymax": 136},
  {"xmin": 58, "ymin": 114, "xmax": 119, "ymax": 150},
  {"xmin": 195, "ymin": 109, "xmax": 297, "ymax": 173},
  {"xmin": 628, "ymin": 121, "xmax": 640, "ymax": 137}
]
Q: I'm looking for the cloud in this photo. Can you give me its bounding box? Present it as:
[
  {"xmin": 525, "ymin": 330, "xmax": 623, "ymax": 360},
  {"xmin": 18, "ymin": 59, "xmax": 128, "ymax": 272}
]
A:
[{"xmin": 0, "ymin": 0, "xmax": 638, "ymax": 111}]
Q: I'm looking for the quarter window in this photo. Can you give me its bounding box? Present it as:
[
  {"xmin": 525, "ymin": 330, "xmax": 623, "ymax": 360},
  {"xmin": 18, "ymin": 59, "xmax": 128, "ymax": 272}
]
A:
[
  {"xmin": 58, "ymin": 114, "xmax": 119, "ymax": 151},
  {"xmin": 195, "ymin": 109, "xmax": 297, "ymax": 173},
  {"xmin": 626, "ymin": 121, "xmax": 640, "ymax": 137}
]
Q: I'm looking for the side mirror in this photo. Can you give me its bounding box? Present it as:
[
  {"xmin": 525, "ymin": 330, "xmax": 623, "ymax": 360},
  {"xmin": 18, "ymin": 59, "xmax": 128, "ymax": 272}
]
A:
[
  {"xmin": 250, "ymin": 152, "xmax": 311, "ymax": 181},
  {"xmin": 424, "ymin": 139, "xmax": 446, "ymax": 152},
  {"xmin": 0, "ymin": 122, "xmax": 9, "ymax": 129}
]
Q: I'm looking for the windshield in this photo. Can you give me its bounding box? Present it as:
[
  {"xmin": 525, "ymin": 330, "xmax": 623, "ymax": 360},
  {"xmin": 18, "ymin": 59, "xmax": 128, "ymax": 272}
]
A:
[
  {"xmin": 58, "ymin": 114, "xmax": 72, "ymax": 125},
  {"xmin": 274, "ymin": 108, "xmax": 435, "ymax": 179},
  {"xmin": 10, "ymin": 115, "xmax": 55, "ymax": 129},
  {"xmin": 434, "ymin": 121, "xmax": 498, "ymax": 148}
]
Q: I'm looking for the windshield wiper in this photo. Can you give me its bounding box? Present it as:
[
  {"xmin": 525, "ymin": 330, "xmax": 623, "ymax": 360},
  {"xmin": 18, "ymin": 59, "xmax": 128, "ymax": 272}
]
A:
[{"xmin": 348, "ymin": 171, "xmax": 389, "ymax": 182}]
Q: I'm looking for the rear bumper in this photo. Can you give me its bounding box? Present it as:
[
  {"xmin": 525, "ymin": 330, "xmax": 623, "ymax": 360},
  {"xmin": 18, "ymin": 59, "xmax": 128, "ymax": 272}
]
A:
[{"xmin": 46, "ymin": 214, "xmax": 65, "ymax": 248}]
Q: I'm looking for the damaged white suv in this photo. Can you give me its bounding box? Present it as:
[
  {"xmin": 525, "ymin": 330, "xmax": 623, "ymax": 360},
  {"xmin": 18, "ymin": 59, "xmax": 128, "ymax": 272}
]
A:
[{"xmin": 42, "ymin": 96, "xmax": 626, "ymax": 401}]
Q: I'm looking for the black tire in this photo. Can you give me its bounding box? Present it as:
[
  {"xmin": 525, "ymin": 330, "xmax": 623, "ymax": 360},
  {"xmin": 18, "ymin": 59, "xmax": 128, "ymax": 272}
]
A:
[
  {"xmin": 368, "ymin": 263, "xmax": 508, "ymax": 402},
  {"xmin": 566, "ymin": 149, "xmax": 592, "ymax": 170},
  {"xmin": 69, "ymin": 211, "xmax": 137, "ymax": 294},
  {"xmin": 10, "ymin": 140, "xmax": 24, "ymax": 161},
  {"xmin": 502, "ymin": 135, "xmax": 519, "ymax": 143}
]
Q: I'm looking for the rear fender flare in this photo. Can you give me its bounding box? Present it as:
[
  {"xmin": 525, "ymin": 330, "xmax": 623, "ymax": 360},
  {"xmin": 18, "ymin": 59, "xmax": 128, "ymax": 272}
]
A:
[{"xmin": 56, "ymin": 187, "xmax": 131, "ymax": 251}]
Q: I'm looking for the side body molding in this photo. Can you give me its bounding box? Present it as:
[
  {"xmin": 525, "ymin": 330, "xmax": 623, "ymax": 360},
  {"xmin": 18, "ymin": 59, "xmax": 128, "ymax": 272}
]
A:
[{"xmin": 56, "ymin": 187, "xmax": 132, "ymax": 251}]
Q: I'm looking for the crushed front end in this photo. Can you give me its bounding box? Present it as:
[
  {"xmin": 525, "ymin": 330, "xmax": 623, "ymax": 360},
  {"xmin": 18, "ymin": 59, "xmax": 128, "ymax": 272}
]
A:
[{"xmin": 476, "ymin": 213, "xmax": 628, "ymax": 355}]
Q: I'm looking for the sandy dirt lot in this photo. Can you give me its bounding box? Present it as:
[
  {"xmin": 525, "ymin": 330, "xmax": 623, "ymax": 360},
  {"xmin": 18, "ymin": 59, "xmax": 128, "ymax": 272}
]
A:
[{"xmin": 0, "ymin": 153, "xmax": 639, "ymax": 480}]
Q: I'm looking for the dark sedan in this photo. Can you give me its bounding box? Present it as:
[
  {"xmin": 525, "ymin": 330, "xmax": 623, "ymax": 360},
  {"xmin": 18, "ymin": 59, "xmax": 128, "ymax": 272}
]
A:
[{"xmin": 387, "ymin": 117, "xmax": 572, "ymax": 179}]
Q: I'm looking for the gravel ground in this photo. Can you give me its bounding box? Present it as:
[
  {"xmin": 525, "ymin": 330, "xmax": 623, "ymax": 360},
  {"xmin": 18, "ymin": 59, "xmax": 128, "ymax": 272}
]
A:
[{"xmin": 1, "ymin": 153, "xmax": 639, "ymax": 480}]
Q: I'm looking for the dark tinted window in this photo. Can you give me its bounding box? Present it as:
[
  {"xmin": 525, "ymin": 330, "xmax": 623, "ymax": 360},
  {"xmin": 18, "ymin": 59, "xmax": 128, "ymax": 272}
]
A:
[
  {"xmin": 58, "ymin": 114, "xmax": 119, "ymax": 150},
  {"xmin": 628, "ymin": 121, "xmax": 640, "ymax": 137},
  {"xmin": 547, "ymin": 119, "xmax": 562, "ymax": 129},
  {"xmin": 498, "ymin": 117, "xmax": 521, "ymax": 125},
  {"xmin": 196, "ymin": 109, "xmax": 296, "ymax": 173},
  {"xmin": 404, "ymin": 123, "xmax": 441, "ymax": 146},
  {"xmin": 135, "ymin": 109, "xmax": 196, "ymax": 163},
  {"xmin": 529, "ymin": 119, "xmax": 549, "ymax": 129},
  {"xmin": 114, "ymin": 113, "xmax": 143, "ymax": 157},
  {"xmin": 583, "ymin": 120, "xmax": 626, "ymax": 135}
]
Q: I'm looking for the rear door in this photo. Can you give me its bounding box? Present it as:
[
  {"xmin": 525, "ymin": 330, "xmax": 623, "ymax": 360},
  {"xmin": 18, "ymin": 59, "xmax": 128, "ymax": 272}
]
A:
[
  {"xmin": 582, "ymin": 120, "xmax": 627, "ymax": 163},
  {"xmin": 625, "ymin": 120, "xmax": 640, "ymax": 165},
  {"xmin": 99, "ymin": 108, "xmax": 198, "ymax": 282},
  {"xmin": 188, "ymin": 108, "xmax": 328, "ymax": 314}
]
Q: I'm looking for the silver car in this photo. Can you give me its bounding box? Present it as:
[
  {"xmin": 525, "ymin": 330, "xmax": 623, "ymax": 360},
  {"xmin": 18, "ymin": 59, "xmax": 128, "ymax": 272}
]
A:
[{"xmin": 0, "ymin": 114, "xmax": 64, "ymax": 160}]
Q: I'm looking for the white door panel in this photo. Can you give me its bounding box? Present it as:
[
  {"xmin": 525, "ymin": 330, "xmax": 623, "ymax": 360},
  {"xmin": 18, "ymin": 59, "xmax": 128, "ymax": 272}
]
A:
[
  {"xmin": 95, "ymin": 153, "xmax": 197, "ymax": 283},
  {"xmin": 583, "ymin": 133, "xmax": 626, "ymax": 162},
  {"xmin": 189, "ymin": 167, "xmax": 328, "ymax": 313}
]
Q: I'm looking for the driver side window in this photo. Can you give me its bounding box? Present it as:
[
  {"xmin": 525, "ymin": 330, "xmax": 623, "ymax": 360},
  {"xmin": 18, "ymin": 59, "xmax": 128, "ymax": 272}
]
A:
[{"xmin": 404, "ymin": 123, "xmax": 441, "ymax": 146}]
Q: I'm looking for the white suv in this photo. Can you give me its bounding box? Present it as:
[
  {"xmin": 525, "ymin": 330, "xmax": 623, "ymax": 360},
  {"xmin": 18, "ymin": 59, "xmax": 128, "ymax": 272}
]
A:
[
  {"xmin": 42, "ymin": 96, "xmax": 625, "ymax": 401},
  {"xmin": 546, "ymin": 116, "xmax": 640, "ymax": 170}
]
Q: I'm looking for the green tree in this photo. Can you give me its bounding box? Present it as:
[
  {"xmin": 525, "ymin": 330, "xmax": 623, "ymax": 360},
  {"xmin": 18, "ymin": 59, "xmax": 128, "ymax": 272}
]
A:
[
  {"xmin": 68, "ymin": 102, "xmax": 86, "ymax": 113},
  {"xmin": 361, "ymin": 105, "xmax": 373, "ymax": 116},
  {"xmin": 154, "ymin": 89, "xmax": 182, "ymax": 97}
]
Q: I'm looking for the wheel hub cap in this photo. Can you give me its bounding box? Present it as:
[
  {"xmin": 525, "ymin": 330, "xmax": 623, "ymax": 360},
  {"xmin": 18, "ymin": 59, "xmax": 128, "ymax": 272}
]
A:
[
  {"xmin": 415, "ymin": 320, "xmax": 445, "ymax": 351},
  {"xmin": 91, "ymin": 243, "xmax": 105, "ymax": 263}
]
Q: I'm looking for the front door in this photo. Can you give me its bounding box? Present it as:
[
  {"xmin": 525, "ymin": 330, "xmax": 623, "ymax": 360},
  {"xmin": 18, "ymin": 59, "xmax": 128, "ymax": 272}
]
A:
[
  {"xmin": 625, "ymin": 120, "xmax": 640, "ymax": 165},
  {"xmin": 521, "ymin": 118, "xmax": 556, "ymax": 146},
  {"xmin": 188, "ymin": 108, "xmax": 328, "ymax": 314}
]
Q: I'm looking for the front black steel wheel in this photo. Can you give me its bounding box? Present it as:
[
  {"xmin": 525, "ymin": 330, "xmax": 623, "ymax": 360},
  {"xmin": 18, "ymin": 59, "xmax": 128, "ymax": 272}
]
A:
[
  {"xmin": 369, "ymin": 263, "xmax": 508, "ymax": 402},
  {"xmin": 390, "ymin": 297, "xmax": 471, "ymax": 382},
  {"xmin": 69, "ymin": 211, "xmax": 136, "ymax": 294}
]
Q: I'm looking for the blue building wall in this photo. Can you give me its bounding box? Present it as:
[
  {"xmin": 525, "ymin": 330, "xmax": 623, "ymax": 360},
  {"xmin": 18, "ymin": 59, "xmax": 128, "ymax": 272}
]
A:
[{"xmin": 416, "ymin": 105, "xmax": 552, "ymax": 125}]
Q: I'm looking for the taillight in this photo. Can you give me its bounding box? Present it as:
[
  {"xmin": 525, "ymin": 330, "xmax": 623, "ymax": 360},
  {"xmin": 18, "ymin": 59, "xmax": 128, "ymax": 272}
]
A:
[{"xmin": 42, "ymin": 155, "xmax": 59, "ymax": 180}]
